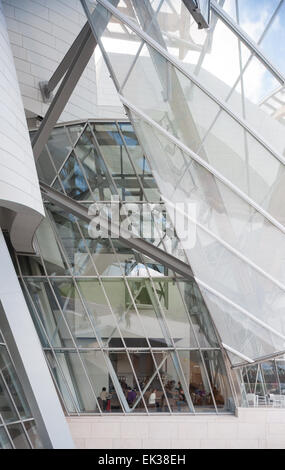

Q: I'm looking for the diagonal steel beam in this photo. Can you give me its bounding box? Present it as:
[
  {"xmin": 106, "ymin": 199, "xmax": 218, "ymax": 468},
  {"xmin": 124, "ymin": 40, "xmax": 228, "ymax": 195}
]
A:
[
  {"xmin": 39, "ymin": 181, "xmax": 194, "ymax": 279},
  {"xmin": 32, "ymin": 25, "xmax": 96, "ymax": 161},
  {"xmin": 39, "ymin": 21, "xmax": 91, "ymax": 102}
]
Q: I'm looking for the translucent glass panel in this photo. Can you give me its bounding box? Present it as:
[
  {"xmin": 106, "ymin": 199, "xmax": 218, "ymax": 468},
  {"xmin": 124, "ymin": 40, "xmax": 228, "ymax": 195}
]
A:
[
  {"xmin": 131, "ymin": 115, "xmax": 285, "ymax": 360},
  {"xmin": 90, "ymin": 0, "xmax": 285, "ymax": 211}
]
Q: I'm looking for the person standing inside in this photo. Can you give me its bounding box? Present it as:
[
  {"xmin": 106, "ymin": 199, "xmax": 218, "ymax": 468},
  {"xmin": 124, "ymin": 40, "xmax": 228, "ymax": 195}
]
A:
[{"xmin": 100, "ymin": 387, "xmax": 108, "ymax": 411}]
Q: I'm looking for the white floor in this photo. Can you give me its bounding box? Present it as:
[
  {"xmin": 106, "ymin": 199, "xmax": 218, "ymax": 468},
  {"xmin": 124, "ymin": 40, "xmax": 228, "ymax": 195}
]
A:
[{"xmin": 67, "ymin": 407, "xmax": 285, "ymax": 449}]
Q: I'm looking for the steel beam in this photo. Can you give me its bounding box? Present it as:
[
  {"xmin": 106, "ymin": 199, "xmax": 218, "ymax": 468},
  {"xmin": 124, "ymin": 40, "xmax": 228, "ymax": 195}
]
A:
[
  {"xmin": 39, "ymin": 21, "xmax": 91, "ymax": 102},
  {"xmin": 39, "ymin": 182, "xmax": 194, "ymax": 279},
  {"xmin": 32, "ymin": 26, "xmax": 96, "ymax": 161}
]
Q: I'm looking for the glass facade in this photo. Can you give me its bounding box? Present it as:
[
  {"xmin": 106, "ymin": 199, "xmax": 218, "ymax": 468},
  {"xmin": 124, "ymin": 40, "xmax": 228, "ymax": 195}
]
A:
[
  {"xmin": 10, "ymin": 0, "xmax": 285, "ymax": 419},
  {"xmin": 0, "ymin": 330, "xmax": 43, "ymax": 449},
  {"xmin": 19, "ymin": 120, "xmax": 236, "ymax": 414},
  {"xmin": 81, "ymin": 0, "xmax": 285, "ymax": 365}
]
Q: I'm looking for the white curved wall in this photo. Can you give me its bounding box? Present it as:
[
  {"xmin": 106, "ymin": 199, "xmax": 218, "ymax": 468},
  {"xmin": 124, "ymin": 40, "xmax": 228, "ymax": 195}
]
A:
[
  {"xmin": 2, "ymin": 0, "xmax": 99, "ymax": 122},
  {"xmin": 0, "ymin": 1, "xmax": 44, "ymax": 252}
]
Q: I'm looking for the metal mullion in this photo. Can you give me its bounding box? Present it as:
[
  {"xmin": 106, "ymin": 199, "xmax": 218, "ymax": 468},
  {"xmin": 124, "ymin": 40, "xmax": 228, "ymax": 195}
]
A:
[
  {"xmin": 19, "ymin": 277, "xmax": 81, "ymax": 415},
  {"xmin": 92, "ymin": 0, "xmax": 285, "ymax": 167}
]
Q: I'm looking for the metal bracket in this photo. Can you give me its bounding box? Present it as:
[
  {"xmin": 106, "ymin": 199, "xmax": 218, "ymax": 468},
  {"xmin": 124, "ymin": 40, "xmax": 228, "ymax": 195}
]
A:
[{"xmin": 39, "ymin": 81, "xmax": 54, "ymax": 103}]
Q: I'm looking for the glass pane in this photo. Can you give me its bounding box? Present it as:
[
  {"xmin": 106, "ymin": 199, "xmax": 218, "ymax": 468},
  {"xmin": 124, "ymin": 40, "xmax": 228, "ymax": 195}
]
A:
[
  {"xmin": 17, "ymin": 254, "xmax": 45, "ymax": 276},
  {"xmin": 24, "ymin": 421, "xmax": 44, "ymax": 449},
  {"xmin": 102, "ymin": 279, "xmax": 148, "ymax": 347},
  {"xmin": 74, "ymin": 125, "xmax": 113, "ymax": 201},
  {"xmin": 109, "ymin": 351, "xmax": 145, "ymax": 412},
  {"xmin": 154, "ymin": 351, "xmax": 191, "ymax": 413},
  {"xmin": 36, "ymin": 215, "xmax": 71, "ymax": 276},
  {"xmin": 261, "ymin": 361, "xmax": 279, "ymax": 394},
  {"xmin": 127, "ymin": 278, "xmax": 171, "ymax": 347},
  {"xmin": 134, "ymin": 351, "xmax": 170, "ymax": 413},
  {"xmin": 202, "ymin": 350, "xmax": 234, "ymax": 412},
  {"xmin": 46, "ymin": 127, "xmax": 72, "ymax": 170},
  {"xmin": 177, "ymin": 350, "xmax": 216, "ymax": 412},
  {"xmin": 152, "ymin": 280, "xmax": 197, "ymax": 348},
  {"xmin": 25, "ymin": 279, "xmax": 74, "ymax": 348},
  {"xmin": 45, "ymin": 351, "xmax": 77, "ymax": 413},
  {"xmin": 36, "ymin": 145, "xmax": 56, "ymax": 185},
  {"xmin": 54, "ymin": 352, "xmax": 99, "ymax": 413},
  {"xmin": 0, "ymin": 346, "xmax": 32, "ymax": 420},
  {"xmin": 59, "ymin": 152, "xmax": 91, "ymax": 201},
  {"xmin": 0, "ymin": 374, "xmax": 18, "ymax": 423},
  {"xmin": 48, "ymin": 206, "xmax": 97, "ymax": 276},
  {"xmin": 0, "ymin": 427, "xmax": 12, "ymax": 449},
  {"xmin": 6, "ymin": 423, "xmax": 30, "ymax": 449},
  {"xmin": 51, "ymin": 279, "xmax": 99, "ymax": 348},
  {"xmin": 178, "ymin": 281, "xmax": 219, "ymax": 348},
  {"xmin": 66, "ymin": 124, "xmax": 84, "ymax": 145},
  {"xmin": 77, "ymin": 279, "xmax": 123, "ymax": 347},
  {"xmin": 80, "ymin": 350, "xmax": 124, "ymax": 413}
]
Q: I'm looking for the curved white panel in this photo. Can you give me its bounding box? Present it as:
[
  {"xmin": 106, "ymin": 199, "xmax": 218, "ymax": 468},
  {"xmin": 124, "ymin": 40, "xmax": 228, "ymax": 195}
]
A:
[{"xmin": 0, "ymin": 2, "xmax": 44, "ymax": 252}]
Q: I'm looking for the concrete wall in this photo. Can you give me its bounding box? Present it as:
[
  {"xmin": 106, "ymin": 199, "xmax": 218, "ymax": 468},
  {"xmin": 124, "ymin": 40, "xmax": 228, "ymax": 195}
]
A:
[
  {"xmin": 0, "ymin": 0, "xmax": 44, "ymax": 252},
  {"xmin": 67, "ymin": 408, "xmax": 285, "ymax": 449}
]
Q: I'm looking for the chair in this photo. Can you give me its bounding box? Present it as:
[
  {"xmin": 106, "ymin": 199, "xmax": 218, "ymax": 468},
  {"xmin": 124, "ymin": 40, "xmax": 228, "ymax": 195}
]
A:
[
  {"xmin": 246, "ymin": 393, "xmax": 258, "ymax": 407},
  {"xmin": 269, "ymin": 394, "xmax": 284, "ymax": 407}
]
